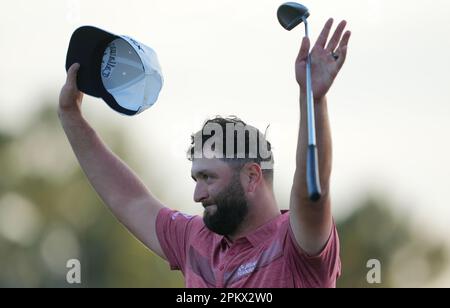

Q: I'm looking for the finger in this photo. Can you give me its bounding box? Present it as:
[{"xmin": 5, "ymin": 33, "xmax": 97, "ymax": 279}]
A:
[
  {"xmin": 336, "ymin": 31, "xmax": 351, "ymax": 70},
  {"xmin": 313, "ymin": 18, "xmax": 333, "ymax": 50},
  {"xmin": 326, "ymin": 20, "xmax": 347, "ymax": 52},
  {"xmin": 66, "ymin": 63, "xmax": 80, "ymax": 87},
  {"xmin": 296, "ymin": 36, "xmax": 310, "ymax": 63}
]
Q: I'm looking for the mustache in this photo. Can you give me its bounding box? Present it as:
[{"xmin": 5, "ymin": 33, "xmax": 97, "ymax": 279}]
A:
[{"xmin": 202, "ymin": 201, "xmax": 215, "ymax": 208}]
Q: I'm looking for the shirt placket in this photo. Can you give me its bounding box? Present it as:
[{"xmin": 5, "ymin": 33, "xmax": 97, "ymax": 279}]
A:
[{"xmin": 218, "ymin": 242, "xmax": 243, "ymax": 288}]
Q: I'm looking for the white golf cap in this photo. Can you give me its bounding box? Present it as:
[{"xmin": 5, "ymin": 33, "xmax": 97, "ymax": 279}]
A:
[{"xmin": 66, "ymin": 26, "xmax": 163, "ymax": 116}]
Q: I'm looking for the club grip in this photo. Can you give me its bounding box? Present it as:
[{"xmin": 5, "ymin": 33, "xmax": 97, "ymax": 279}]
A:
[{"xmin": 307, "ymin": 144, "xmax": 322, "ymax": 201}]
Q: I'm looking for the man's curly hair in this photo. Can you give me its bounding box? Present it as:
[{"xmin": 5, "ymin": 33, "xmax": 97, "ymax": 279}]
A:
[{"xmin": 187, "ymin": 116, "xmax": 274, "ymax": 183}]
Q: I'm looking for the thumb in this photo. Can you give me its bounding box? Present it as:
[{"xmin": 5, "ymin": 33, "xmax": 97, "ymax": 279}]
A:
[
  {"xmin": 296, "ymin": 37, "xmax": 310, "ymax": 63},
  {"xmin": 66, "ymin": 63, "xmax": 80, "ymax": 88}
]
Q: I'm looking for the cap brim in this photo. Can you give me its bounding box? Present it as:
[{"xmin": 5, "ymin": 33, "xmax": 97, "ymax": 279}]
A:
[
  {"xmin": 66, "ymin": 26, "xmax": 118, "ymax": 97},
  {"xmin": 103, "ymin": 92, "xmax": 139, "ymax": 116}
]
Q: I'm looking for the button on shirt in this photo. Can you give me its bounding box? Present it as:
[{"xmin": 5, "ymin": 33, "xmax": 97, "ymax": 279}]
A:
[{"xmin": 156, "ymin": 208, "xmax": 341, "ymax": 288}]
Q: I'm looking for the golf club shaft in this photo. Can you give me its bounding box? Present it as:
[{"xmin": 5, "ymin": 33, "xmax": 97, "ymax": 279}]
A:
[{"xmin": 304, "ymin": 19, "xmax": 321, "ymax": 201}]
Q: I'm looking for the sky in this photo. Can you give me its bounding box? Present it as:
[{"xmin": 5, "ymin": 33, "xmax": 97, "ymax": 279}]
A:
[{"xmin": 1, "ymin": 0, "xmax": 450, "ymax": 282}]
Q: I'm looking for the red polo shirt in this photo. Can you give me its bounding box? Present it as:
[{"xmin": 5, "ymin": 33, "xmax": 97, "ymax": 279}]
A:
[{"xmin": 156, "ymin": 207, "xmax": 341, "ymax": 288}]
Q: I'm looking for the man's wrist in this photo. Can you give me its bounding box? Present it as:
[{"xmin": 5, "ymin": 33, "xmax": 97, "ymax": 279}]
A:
[
  {"xmin": 313, "ymin": 96, "xmax": 327, "ymax": 104},
  {"xmin": 299, "ymin": 91, "xmax": 327, "ymax": 105},
  {"xmin": 298, "ymin": 87, "xmax": 327, "ymax": 103},
  {"xmin": 58, "ymin": 107, "xmax": 83, "ymax": 123}
]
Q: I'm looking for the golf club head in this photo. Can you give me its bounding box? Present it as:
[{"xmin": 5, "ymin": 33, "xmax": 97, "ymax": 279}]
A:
[{"xmin": 277, "ymin": 2, "xmax": 310, "ymax": 31}]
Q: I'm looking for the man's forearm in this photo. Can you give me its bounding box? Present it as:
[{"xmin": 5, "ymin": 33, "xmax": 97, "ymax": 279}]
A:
[
  {"xmin": 295, "ymin": 93, "xmax": 333, "ymax": 200},
  {"xmin": 58, "ymin": 110, "xmax": 154, "ymax": 211}
]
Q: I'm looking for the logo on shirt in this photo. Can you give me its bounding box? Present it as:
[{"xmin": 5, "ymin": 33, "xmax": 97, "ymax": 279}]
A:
[
  {"xmin": 236, "ymin": 261, "xmax": 257, "ymax": 278},
  {"xmin": 171, "ymin": 212, "xmax": 193, "ymax": 220}
]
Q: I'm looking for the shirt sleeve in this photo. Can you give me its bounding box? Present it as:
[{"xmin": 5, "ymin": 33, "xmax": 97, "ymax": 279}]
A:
[
  {"xmin": 284, "ymin": 218, "xmax": 341, "ymax": 288},
  {"xmin": 155, "ymin": 207, "xmax": 202, "ymax": 272}
]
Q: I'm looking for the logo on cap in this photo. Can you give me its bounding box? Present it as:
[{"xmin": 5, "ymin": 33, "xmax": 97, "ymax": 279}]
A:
[
  {"xmin": 101, "ymin": 43, "xmax": 118, "ymax": 79},
  {"xmin": 124, "ymin": 36, "xmax": 145, "ymax": 53}
]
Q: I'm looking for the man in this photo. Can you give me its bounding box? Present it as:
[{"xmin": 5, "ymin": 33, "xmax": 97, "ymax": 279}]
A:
[{"xmin": 59, "ymin": 18, "xmax": 351, "ymax": 288}]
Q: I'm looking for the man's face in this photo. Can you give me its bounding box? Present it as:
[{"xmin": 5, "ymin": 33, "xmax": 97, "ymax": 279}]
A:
[{"xmin": 191, "ymin": 158, "xmax": 249, "ymax": 236}]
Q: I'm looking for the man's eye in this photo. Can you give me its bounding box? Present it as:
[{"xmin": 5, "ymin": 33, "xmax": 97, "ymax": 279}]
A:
[{"xmin": 202, "ymin": 174, "xmax": 214, "ymax": 182}]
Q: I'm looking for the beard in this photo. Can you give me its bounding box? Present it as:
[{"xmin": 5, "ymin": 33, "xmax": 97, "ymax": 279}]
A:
[{"xmin": 202, "ymin": 176, "xmax": 249, "ymax": 236}]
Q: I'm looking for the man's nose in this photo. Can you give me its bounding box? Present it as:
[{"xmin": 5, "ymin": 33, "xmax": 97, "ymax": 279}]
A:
[{"xmin": 194, "ymin": 182, "xmax": 209, "ymax": 203}]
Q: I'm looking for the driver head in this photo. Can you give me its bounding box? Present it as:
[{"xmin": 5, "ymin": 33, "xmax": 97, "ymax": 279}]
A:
[{"xmin": 277, "ymin": 2, "xmax": 310, "ymax": 31}]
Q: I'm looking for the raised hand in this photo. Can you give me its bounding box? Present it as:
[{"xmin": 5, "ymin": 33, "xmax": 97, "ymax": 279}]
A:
[
  {"xmin": 295, "ymin": 18, "xmax": 351, "ymax": 100},
  {"xmin": 59, "ymin": 63, "xmax": 84, "ymax": 113}
]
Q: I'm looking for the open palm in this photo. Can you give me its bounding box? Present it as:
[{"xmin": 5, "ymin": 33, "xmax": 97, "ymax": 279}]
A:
[{"xmin": 296, "ymin": 18, "xmax": 351, "ymax": 100}]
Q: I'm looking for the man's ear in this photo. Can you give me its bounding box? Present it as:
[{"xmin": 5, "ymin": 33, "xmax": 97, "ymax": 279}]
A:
[{"xmin": 242, "ymin": 163, "xmax": 263, "ymax": 193}]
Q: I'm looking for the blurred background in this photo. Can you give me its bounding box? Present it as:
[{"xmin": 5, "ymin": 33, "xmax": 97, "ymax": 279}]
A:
[{"xmin": 1, "ymin": 0, "xmax": 449, "ymax": 287}]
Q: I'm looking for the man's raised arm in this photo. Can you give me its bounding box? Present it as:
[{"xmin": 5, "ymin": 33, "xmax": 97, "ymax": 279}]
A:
[
  {"xmin": 58, "ymin": 63, "xmax": 166, "ymax": 259},
  {"xmin": 290, "ymin": 18, "xmax": 351, "ymax": 256}
]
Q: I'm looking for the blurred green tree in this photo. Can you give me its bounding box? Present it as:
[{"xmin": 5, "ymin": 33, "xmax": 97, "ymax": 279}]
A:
[
  {"xmin": 337, "ymin": 195, "xmax": 448, "ymax": 288},
  {"xmin": 0, "ymin": 103, "xmax": 184, "ymax": 287}
]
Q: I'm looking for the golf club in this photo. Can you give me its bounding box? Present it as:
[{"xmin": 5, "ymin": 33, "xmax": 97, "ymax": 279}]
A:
[{"xmin": 277, "ymin": 2, "xmax": 321, "ymax": 201}]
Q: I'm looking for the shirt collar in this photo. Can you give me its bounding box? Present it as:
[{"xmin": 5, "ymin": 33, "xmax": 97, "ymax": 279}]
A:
[{"xmin": 220, "ymin": 210, "xmax": 288, "ymax": 248}]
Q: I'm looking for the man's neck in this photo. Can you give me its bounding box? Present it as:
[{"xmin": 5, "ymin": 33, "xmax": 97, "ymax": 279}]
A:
[{"xmin": 228, "ymin": 189, "xmax": 279, "ymax": 242}]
